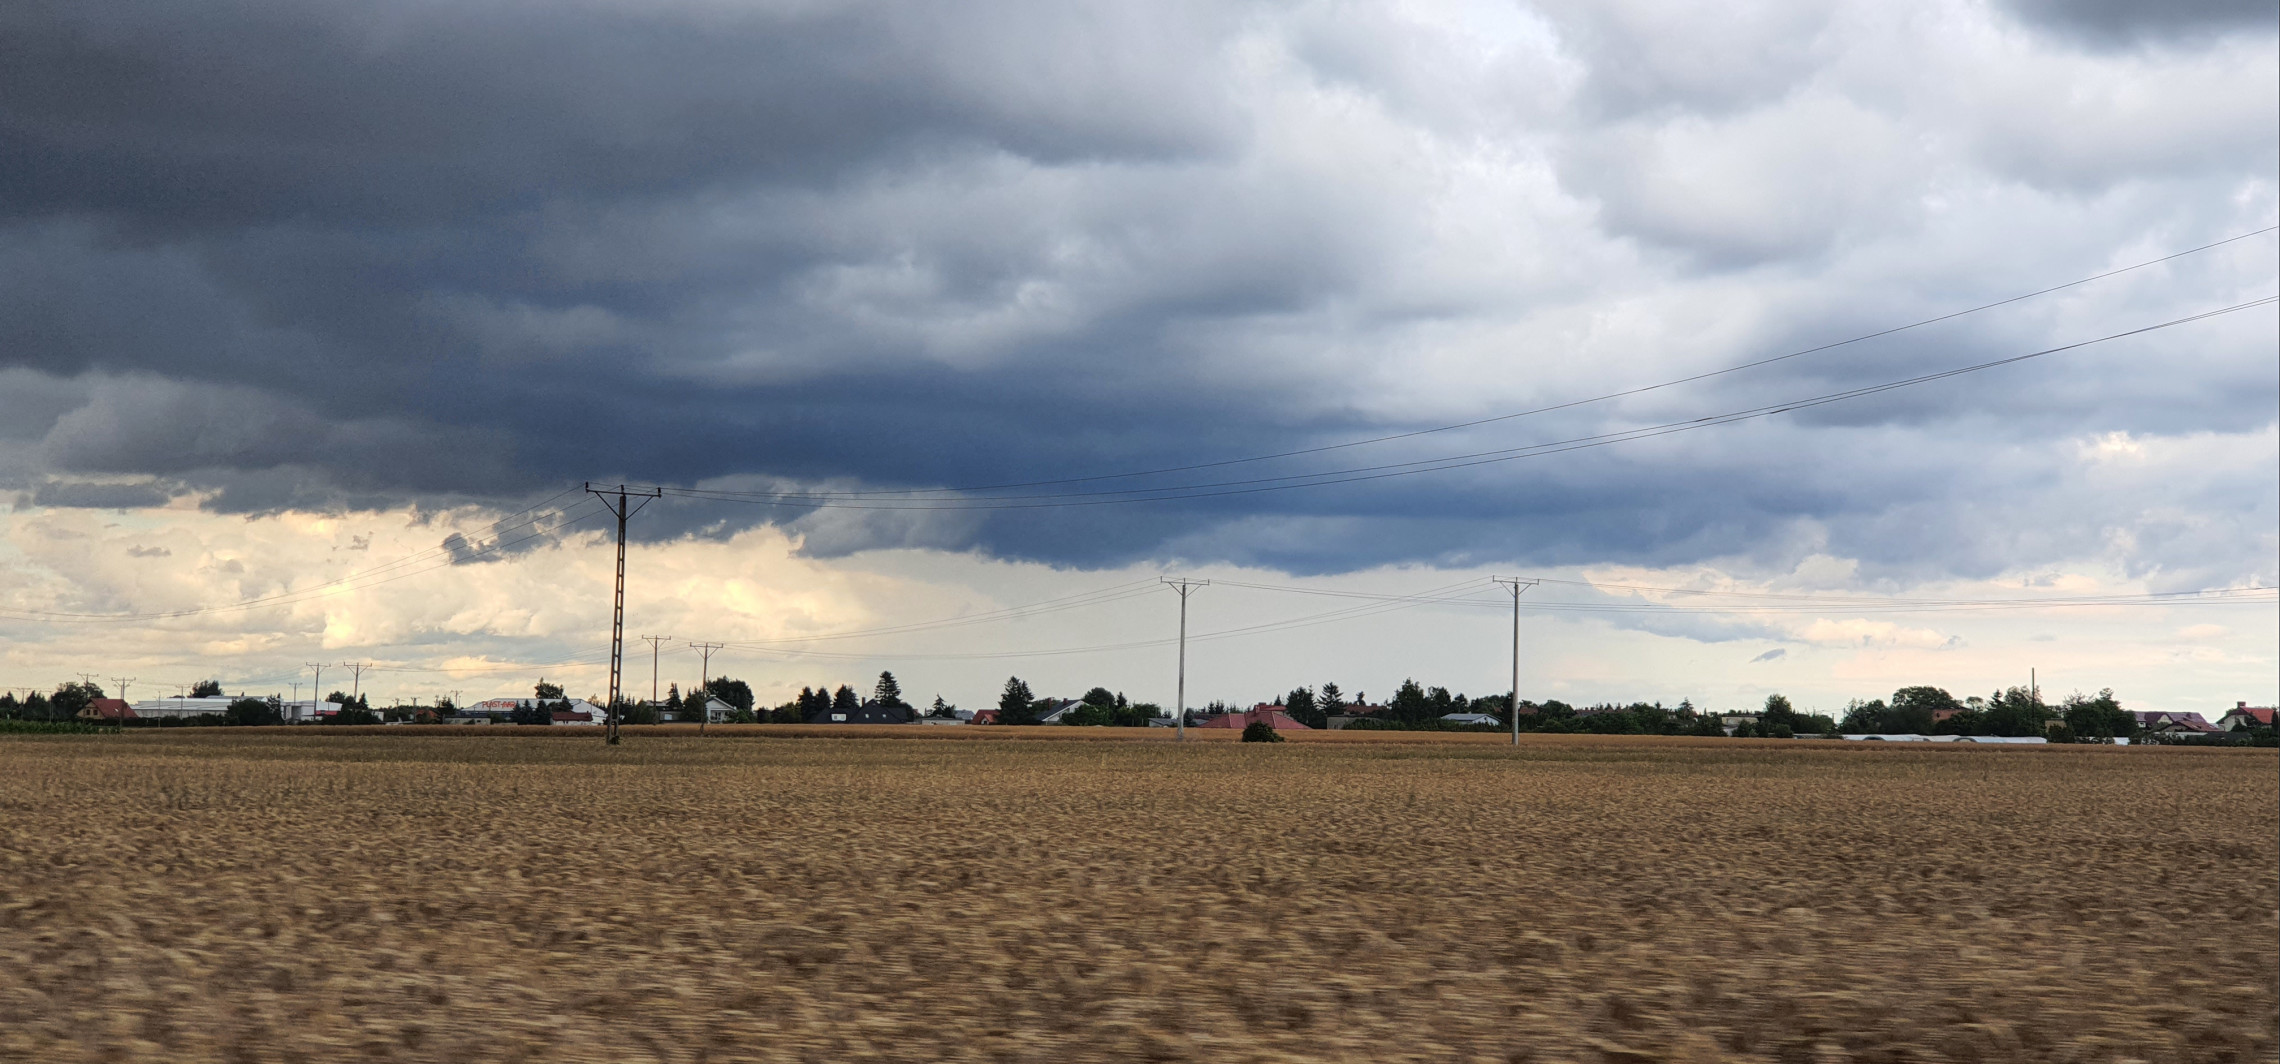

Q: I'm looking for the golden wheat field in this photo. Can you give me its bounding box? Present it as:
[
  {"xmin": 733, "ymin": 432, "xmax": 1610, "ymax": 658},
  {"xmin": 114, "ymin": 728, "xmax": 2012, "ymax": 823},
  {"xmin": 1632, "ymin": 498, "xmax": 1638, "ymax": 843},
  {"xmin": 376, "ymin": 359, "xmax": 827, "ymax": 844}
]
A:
[{"xmin": 1, "ymin": 730, "xmax": 2272, "ymax": 1064}]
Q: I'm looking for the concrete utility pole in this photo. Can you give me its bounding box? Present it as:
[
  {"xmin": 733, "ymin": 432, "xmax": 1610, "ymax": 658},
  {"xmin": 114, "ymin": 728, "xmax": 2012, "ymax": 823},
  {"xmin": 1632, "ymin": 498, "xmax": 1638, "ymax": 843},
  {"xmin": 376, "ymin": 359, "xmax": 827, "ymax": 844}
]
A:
[
  {"xmin": 344, "ymin": 662, "xmax": 368, "ymax": 703},
  {"xmin": 690, "ymin": 641, "xmax": 723, "ymax": 735},
  {"xmin": 1162, "ymin": 577, "xmax": 1208, "ymax": 741},
  {"xmin": 1492, "ymin": 577, "xmax": 1538, "ymax": 747},
  {"xmin": 640, "ymin": 635, "xmax": 671, "ymax": 710},
  {"xmin": 586, "ymin": 483, "xmax": 662, "ymax": 746},
  {"xmin": 108, "ymin": 676, "xmax": 133, "ymax": 732},
  {"xmin": 305, "ymin": 664, "xmax": 324, "ymax": 719}
]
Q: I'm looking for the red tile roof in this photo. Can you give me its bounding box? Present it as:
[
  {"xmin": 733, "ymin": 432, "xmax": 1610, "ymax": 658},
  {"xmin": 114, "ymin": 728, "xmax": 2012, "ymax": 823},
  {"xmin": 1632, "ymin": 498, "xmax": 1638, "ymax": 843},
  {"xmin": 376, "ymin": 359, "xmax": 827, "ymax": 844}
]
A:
[
  {"xmin": 80, "ymin": 698, "xmax": 136, "ymax": 721},
  {"xmin": 1195, "ymin": 705, "xmax": 1312, "ymax": 730}
]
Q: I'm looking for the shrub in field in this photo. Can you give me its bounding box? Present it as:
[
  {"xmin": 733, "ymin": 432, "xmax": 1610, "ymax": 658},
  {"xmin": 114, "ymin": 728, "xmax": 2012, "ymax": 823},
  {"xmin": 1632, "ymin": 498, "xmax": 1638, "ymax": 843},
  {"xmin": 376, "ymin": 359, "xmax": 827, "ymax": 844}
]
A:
[{"xmin": 1240, "ymin": 720, "xmax": 1284, "ymax": 743}]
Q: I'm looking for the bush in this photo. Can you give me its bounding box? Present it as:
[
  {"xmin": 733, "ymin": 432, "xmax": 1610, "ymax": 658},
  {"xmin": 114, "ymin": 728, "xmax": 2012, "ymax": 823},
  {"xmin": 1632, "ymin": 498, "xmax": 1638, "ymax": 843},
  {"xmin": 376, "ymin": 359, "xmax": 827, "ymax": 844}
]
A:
[
  {"xmin": 1240, "ymin": 720, "xmax": 1284, "ymax": 743},
  {"xmin": 0, "ymin": 719, "xmax": 102, "ymax": 735}
]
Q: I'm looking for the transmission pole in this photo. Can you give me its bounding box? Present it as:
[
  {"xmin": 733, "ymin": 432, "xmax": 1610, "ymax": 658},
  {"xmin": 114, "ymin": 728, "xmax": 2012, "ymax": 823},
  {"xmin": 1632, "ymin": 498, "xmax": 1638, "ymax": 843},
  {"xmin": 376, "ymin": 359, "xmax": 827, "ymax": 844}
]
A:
[
  {"xmin": 1492, "ymin": 577, "xmax": 1538, "ymax": 746},
  {"xmin": 690, "ymin": 641, "xmax": 723, "ymax": 735},
  {"xmin": 640, "ymin": 635, "xmax": 671, "ymax": 712},
  {"xmin": 305, "ymin": 663, "xmax": 325, "ymax": 722},
  {"xmin": 586, "ymin": 483, "xmax": 661, "ymax": 745},
  {"xmin": 1162, "ymin": 578, "xmax": 1208, "ymax": 741},
  {"xmin": 344, "ymin": 662, "xmax": 367, "ymax": 704},
  {"xmin": 108, "ymin": 676, "xmax": 132, "ymax": 731}
]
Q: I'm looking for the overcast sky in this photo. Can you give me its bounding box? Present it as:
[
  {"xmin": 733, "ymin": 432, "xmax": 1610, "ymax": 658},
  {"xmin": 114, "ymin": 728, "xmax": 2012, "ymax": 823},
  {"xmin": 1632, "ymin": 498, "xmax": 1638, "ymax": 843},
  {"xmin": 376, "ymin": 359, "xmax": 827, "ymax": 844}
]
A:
[{"xmin": 3, "ymin": 0, "xmax": 2274, "ymax": 716}]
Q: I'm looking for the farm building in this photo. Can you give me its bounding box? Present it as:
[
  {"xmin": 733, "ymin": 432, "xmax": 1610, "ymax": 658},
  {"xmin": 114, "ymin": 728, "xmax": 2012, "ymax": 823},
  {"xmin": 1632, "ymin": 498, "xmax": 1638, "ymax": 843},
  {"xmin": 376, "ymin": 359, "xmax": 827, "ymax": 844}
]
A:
[{"xmin": 1441, "ymin": 713, "xmax": 1501, "ymax": 727}]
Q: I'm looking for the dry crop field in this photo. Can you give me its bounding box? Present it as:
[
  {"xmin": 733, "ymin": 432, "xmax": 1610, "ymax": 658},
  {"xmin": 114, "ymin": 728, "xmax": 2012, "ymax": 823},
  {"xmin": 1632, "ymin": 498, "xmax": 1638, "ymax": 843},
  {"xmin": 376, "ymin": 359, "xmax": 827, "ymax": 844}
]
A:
[{"xmin": 0, "ymin": 731, "xmax": 2272, "ymax": 1063}]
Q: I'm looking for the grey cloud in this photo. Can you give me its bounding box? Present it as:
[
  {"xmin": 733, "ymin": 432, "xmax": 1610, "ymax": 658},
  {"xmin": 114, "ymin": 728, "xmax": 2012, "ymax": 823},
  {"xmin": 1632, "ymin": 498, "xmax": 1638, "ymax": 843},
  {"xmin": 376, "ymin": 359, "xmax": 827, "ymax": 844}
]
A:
[
  {"xmin": 0, "ymin": 0, "xmax": 2270, "ymax": 590},
  {"xmin": 31, "ymin": 478, "xmax": 177, "ymax": 509},
  {"xmin": 126, "ymin": 544, "xmax": 170, "ymax": 557},
  {"xmin": 1750, "ymin": 648, "xmax": 1786, "ymax": 662},
  {"xmin": 2000, "ymin": 0, "xmax": 2276, "ymax": 47}
]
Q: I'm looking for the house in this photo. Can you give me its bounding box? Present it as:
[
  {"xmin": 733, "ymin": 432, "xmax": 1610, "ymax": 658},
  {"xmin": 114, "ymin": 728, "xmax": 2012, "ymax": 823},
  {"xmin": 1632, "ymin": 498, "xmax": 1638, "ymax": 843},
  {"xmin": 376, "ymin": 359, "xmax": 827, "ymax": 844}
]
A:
[
  {"xmin": 1035, "ymin": 699, "xmax": 1086, "ymax": 725},
  {"xmin": 1195, "ymin": 703, "xmax": 1312, "ymax": 731},
  {"xmin": 806, "ymin": 699, "xmax": 911, "ymax": 725},
  {"xmin": 551, "ymin": 709, "xmax": 596, "ymax": 725},
  {"xmin": 1719, "ymin": 714, "xmax": 1760, "ymax": 736},
  {"xmin": 77, "ymin": 698, "xmax": 136, "ymax": 723},
  {"xmin": 1441, "ymin": 713, "xmax": 1501, "ymax": 727},
  {"xmin": 2216, "ymin": 703, "xmax": 2276, "ymax": 732},
  {"xmin": 969, "ymin": 709, "xmax": 1000, "ymax": 725},
  {"xmin": 2130, "ymin": 710, "xmax": 2221, "ymax": 734}
]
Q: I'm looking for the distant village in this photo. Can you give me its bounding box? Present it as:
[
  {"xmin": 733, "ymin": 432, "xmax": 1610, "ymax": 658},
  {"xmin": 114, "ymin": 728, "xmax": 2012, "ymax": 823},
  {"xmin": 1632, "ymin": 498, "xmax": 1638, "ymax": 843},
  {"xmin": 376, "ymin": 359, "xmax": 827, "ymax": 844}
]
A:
[{"xmin": 4, "ymin": 670, "xmax": 2274, "ymax": 746}]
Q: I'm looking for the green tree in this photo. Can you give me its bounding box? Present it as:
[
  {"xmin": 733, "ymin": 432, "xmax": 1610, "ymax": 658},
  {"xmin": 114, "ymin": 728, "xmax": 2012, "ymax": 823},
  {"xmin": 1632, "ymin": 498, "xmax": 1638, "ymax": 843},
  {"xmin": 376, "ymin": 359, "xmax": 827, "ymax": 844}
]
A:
[
  {"xmin": 327, "ymin": 702, "xmax": 381, "ymax": 726},
  {"xmin": 49, "ymin": 681, "xmax": 102, "ymax": 722},
  {"xmin": 1839, "ymin": 698, "xmax": 1891, "ymax": 734},
  {"xmin": 534, "ymin": 681, "xmax": 566, "ymax": 700},
  {"xmin": 1240, "ymin": 719, "xmax": 1284, "ymax": 743},
  {"xmin": 831, "ymin": 685, "xmax": 861, "ymax": 714},
  {"xmin": 1983, "ymin": 686, "xmax": 2051, "ymax": 737},
  {"xmin": 707, "ymin": 677, "xmax": 755, "ymax": 713},
  {"xmin": 1387, "ymin": 679, "xmax": 1432, "ymax": 724},
  {"xmin": 1318, "ymin": 682, "xmax": 1345, "ymax": 716},
  {"xmin": 2061, "ymin": 688, "xmax": 2133, "ymax": 742},
  {"xmin": 996, "ymin": 677, "xmax": 1039, "ymax": 725},
  {"xmin": 190, "ymin": 679, "xmax": 224, "ymax": 698},
  {"xmin": 1284, "ymin": 687, "xmax": 1325, "ymax": 728},
  {"xmin": 224, "ymin": 697, "xmax": 283, "ymax": 726},
  {"xmin": 1888, "ymin": 686, "xmax": 1957, "ymax": 733},
  {"xmin": 928, "ymin": 695, "xmax": 955, "ymax": 719},
  {"xmin": 873, "ymin": 672, "xmax": 908, "ymax": 710},
  {"xmin": 1080, "ymin": 686, "xmax": 1117, "ymax": 707},
  {"xmin": 1759, "ymin": 694, "xmax": 1800, "ymax": 735}
]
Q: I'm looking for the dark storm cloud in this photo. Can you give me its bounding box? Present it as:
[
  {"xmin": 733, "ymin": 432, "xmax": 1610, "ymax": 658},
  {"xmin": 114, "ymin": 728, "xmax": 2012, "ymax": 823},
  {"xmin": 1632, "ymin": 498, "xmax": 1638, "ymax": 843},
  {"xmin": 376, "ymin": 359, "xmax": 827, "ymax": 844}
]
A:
[
  {"xmin": 28, "ymin": 478, "xmax": 176, "ymax": 510},
  {"xmin": 1, "ymin": 0, "xmax": 2273, "ymax": 586},
  {"xmin": 2000, "ymin": 0, "xmax": 2276, "ymax": 47}
]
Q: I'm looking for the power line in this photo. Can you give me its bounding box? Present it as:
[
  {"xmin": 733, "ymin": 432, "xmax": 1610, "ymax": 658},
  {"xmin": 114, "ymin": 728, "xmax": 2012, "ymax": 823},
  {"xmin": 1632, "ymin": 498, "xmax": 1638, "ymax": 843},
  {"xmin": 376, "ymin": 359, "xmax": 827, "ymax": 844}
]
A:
[
  {"xmin": 651, "ymin": 227, "xmax": 2279, "ymax": 500},
  {"xmin": 645, "ymin": 296, "xmax": 2275, "ymax": 511}
]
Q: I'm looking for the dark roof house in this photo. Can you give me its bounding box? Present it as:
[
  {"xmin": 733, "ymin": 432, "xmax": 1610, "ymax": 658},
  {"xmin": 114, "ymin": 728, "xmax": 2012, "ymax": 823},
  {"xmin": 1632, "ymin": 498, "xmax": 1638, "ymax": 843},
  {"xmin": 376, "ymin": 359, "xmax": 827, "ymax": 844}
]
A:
[
  {"xmin": 2130, "ymin": 710, "xmax": 2220, "ymax": 734},
  {"xmin": 807, "ymin": 699, "xmax": 911, "ymax": 725}
]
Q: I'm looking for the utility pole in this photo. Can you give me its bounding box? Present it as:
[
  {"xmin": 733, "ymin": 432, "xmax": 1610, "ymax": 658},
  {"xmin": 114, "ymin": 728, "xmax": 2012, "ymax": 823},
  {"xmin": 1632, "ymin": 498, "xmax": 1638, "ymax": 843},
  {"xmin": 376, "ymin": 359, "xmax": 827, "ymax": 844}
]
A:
[
  {"xmin": 640, "ymin": 635, "xmax": 671, "ymax": 712},
  {"xmin": 1492, "ymin": 578, "xmax": 1539, "ymax": 747},
  {"xmin": 344, "ymin": 662, "xmax": 367, "ymax": 704},
  {"xmin": 1162, "ymin": 578, "xmax": 1208, "ymax": 741},
  {"xmin": 108, "ymin": 676, "xmax": 132, "ymax": 732},
  {"xmin": 587, "ymin": 483, "xmax": 662, "ymax": 746},
  {"xmin": 305, "ymin": 663, "xmax": 325, "ymax": 723},
  {"xmin": 690, "ymin": 641, "xmax": 723, "ymax": 735}
]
